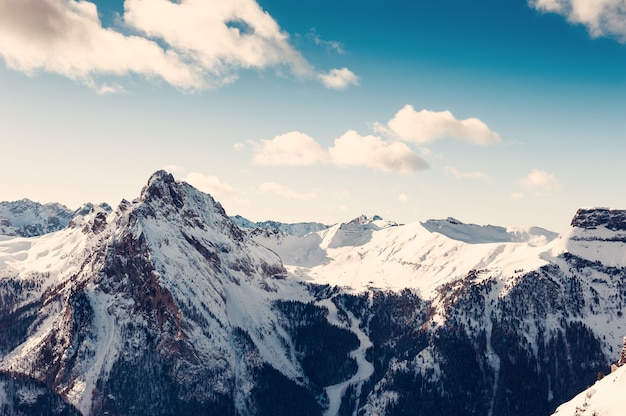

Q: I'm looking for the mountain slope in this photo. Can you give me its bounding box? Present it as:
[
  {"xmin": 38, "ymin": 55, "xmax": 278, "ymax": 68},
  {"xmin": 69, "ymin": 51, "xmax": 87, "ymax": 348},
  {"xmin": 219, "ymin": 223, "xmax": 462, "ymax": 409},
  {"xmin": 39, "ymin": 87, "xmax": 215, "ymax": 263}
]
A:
[
  {"xmin": 0, "ymin": 171, "xmax": 357, "ymax": 415},
  {"xmin": 252, "ymin": 211, "xmax": 626, "ymax": 415},
  {"xmin": 552, "ymin": 339, "xmax": 626, "ymax": 416},
  {"xmin": 1, "ymin": 173, "xmax": 625, "ymax": 416}
]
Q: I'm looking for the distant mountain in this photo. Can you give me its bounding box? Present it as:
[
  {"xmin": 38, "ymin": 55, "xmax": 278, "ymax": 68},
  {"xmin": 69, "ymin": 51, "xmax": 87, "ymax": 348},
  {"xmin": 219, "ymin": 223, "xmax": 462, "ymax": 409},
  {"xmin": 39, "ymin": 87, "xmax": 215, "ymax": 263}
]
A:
[
  {"xmin": 0, "ymin": 199, "xmax": 74, "ymax": 237},
  {"xmin": 0, "ymin": 200, "xmax": 112, "ymax": 237},
  {"xmin": 1, "ymin": 174, "xmax": 625, "ymax": 415},
  {"xmin": 230, "ymin": 214, "xmax": 328, "ymax": 237}
]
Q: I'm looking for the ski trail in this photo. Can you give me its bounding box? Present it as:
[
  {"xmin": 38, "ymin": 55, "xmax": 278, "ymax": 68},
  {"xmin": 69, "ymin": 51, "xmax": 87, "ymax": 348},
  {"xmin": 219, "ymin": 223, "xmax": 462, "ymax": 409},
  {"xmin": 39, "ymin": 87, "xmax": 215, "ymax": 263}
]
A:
[{"xmin": 317, "ymin": 299, "xmax": 374, "ymax": 416}]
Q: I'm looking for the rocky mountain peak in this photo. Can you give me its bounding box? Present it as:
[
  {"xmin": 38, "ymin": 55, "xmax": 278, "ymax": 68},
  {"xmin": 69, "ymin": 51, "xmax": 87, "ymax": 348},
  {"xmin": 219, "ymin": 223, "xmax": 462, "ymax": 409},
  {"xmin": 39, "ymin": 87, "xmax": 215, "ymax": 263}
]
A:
[
  {"xmin": 570, "ymin": 208, "xmax": 626, "ymax": 231},
  {"xmin": 139, "ymin": 170, "xmax": 185, "ymax": 209},
  {"xmin": 0, "ymin": 199, "xmax": 75, "ymax": 237}
]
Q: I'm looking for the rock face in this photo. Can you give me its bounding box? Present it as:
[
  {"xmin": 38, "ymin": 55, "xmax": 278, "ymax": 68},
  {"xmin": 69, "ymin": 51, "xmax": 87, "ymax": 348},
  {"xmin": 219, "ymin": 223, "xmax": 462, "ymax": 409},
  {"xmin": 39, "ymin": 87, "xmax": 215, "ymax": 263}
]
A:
[
  {"xmin": 570, "ymin": 208, "xmax": 626, "ymax": 231},
  {"xmin": 0, "ymin": 176, "xmax": 625, "ymax": 416}
]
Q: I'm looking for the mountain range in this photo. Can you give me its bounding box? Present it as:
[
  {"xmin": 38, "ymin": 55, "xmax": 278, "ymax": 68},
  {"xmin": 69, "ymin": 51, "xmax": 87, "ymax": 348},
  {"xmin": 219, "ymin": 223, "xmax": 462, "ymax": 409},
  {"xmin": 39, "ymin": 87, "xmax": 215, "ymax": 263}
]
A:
[{"xmin": 1, "ymin": 171, "xmax": 624, "ymax": 415}]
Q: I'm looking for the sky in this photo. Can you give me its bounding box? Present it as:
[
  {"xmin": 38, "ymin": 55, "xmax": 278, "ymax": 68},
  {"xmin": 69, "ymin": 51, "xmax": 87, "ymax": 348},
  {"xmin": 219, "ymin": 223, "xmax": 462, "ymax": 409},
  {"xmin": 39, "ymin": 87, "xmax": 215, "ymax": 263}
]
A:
[{"xmin": 1, "ymin": 0, "xmax": 625, "ymax": 233}]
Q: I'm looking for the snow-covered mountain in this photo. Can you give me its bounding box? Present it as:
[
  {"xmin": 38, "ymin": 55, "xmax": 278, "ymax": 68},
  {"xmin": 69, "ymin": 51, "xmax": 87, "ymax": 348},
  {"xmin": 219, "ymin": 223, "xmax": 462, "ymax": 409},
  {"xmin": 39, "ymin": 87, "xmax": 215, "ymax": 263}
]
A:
[
  {"xmin": 552, "ymin": 338, "xmax": 626, "ymax": 416},
  {"xmin": 250, "ymin": 209, "xmax": 626, "ymax": 414},
  {"xmin": 0, "ymin": 200, "xmax": 75, "ymax": 237},
  {"xmin": 252, "ymin": 215, "xmax": 560, "ymax": 296},
  {"xmin": 0, "ymin": 200, "xmax": 113, "ymax": 238},
  {"xmin": 1, "ymin": 172, "xmax": 625, "ymax": 416},
  {"xmin": 231, "ymin": 214, "xmax": 329, "ymax": 237}
]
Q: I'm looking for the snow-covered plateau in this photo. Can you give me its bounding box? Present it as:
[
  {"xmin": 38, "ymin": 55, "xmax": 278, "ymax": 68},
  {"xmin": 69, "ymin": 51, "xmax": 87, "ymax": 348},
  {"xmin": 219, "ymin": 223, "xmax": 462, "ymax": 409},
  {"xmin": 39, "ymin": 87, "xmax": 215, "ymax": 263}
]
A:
[{"xmin": 1, "ymin": 171, "xmax": 625, "ymax": 416}]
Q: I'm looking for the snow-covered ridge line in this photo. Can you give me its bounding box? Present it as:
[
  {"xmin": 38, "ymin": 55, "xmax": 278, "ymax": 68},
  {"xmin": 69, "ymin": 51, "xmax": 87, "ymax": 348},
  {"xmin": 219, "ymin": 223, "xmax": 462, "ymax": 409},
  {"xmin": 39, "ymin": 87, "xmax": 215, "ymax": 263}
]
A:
[
  {"xmin": 231, "ymin": 215, "xmax": 329, "ymax": 237},
  {"xmin": 253, "ymin": 214, "xmax": 563, "ymax": 297},
  {"xmin": 1, "ymin": 173, "xmax": 625, "ymax": 415},
  {"xmin": 0, "ymin": 199, "xmax": 112, "ymax": 237}
]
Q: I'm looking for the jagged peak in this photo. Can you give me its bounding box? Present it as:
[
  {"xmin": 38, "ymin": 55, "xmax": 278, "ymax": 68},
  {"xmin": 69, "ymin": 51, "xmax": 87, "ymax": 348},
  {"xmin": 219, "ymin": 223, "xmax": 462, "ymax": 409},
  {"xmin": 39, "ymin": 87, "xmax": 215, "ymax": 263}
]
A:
[
  {"xmin": 138, "ymin": 170, "xmax": 227, "ymax": 217},
  {"xmin": 348, "ymin": 214, "xmax": 383, "ymax": 225},
  {"xmin": 570, "ymin": 207, "xmax": 626, "ymax": 231},
  {"xmin": 73, "ymin": 202, "xmax": 112, "ymax": 217},
  {"xmin": 68, "ymin": 202, "xmax": 112, "ymax": 234},
  {"xmin": 139, "ymin": 170, "xmax": 184, "ymax": 208}
]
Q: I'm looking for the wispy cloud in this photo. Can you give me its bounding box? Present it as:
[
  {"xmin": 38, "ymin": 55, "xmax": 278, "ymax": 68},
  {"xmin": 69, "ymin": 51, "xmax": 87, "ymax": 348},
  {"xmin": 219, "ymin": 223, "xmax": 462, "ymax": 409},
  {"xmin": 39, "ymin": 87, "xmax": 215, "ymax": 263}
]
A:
[
  {"xmin": 529, "ymin": 0, "xmax": 626, "ymax": 42},
  {"xmin": 258, "ymin": 182, "xmax": 317, "ymax": 200},
  {"xmin": 0, "ymin": 0, "xmax": 358, "ymax": 91},
  {"xmin": 307, "ymin": 30, "xmax": 345, "ymax": 54},
  {"xmin": 376, "ymin": 105, "xmax": 502, "ymax": 145},
  {"xmin": 318, "ymin": 67, "xmax": 359, "ymax": 90},
  {"xmin": 443, "ymin": 166, "xmax": 490, "ymax": 180},
  {"xmin": 184, "ymin": 172, "xmax": 235, "ymax": 197},
  {"xmin": 163, "ymin": 164, "xmax": 185, "ymax": 173},
  {"xmin": 514, "ymin": 169, "xmax": 562, "ymax": 198},
  {"xmin": 251, "ymin": 129, "xmax": 429, "ymax": 173}
]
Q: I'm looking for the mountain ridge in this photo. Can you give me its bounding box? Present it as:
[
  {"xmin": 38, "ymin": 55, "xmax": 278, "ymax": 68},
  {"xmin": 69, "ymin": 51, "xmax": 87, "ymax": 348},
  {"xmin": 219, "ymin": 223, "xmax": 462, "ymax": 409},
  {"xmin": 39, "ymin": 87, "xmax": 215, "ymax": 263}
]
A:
[{"xmin": 0, "ymin": 171, "xmax": 624, "ymax": 416}]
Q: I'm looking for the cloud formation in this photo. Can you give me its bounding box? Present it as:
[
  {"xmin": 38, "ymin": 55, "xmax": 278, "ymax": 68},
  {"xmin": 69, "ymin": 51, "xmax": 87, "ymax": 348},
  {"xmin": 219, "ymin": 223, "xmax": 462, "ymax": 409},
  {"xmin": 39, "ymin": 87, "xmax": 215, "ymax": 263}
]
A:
[
  {"xmin": 443, "ymin": 166, "xmax": 489, "ymax": 180},
  {"xmin": 380, "ymin": 105, "xmax": 502, "ymax": 145},
  {"xmin": 249, "ymin": 104, "xmax": 502, "ymax": 174},
  {"xmin": 318, "ymin": 67, "xmax": 360, "ymax": 90},
  {"xmin": 184, "ymin": 172, "xmax": 235, "ymax": 197},
  {"xmin": 252, "ymin": 129, "xmax": 429, "ymax": 173},
  {"xmin": 258, "ymin": 182, "xmax": 317, "ymax": 200},
  {"xmin": 253, "ymin": 131, "xmax": 327, "ymax": 166},
  {"xmin": 308, "ymin": 30, "xmax": 345, "ymax": 54},
  {"xmin": 0, "ymin": 0, "xmax": 357, "ymax": 91},
  {"xmin": 329, "ymin": 130, "xmax": 428, "ymax": 173},
  {"xmin": 0, "ymin": 0, "xmax": 201, "ymax": 90},
  {"xmin": 530, "ymin": 0, "xmax": 626, "ymax": 42},
  {"xmin": 515, "ymin": 169, "xmax": 562, "ymax": 198}
]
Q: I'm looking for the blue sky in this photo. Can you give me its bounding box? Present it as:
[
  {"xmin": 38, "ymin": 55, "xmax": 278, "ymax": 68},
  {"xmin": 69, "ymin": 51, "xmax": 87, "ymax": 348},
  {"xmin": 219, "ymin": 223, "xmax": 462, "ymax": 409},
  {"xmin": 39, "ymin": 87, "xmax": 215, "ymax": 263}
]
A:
[{"xmin": 1, "ymin": 0, "xmax": 625, "ymax": 233}]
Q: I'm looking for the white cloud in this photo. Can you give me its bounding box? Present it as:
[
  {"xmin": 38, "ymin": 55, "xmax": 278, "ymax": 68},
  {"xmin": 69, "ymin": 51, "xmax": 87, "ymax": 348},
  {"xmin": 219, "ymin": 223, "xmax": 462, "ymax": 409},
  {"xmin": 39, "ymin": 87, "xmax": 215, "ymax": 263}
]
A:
[
  {"xmin": 443, "ymin": 166, "xmax": 489, "ymax": 180},
  {"xmin": 251, "ymin": 129, "xmax": 429, "ymax": 173},
  {"xmin": 184, "ymin": 172, "xmax": 235, "ymax": 197},
  {"xmin": 317, "ymin": 67, "xmax": 360, "ymax": 90},
  {"xmin": 381, "ymin": 105, "xmax": 502, "ymax": 145},
  {"xmin": 253, "ymin": 131, "xmax": 327, "ymax": 166},
  {"xmin": 308, "ymin": 31, "xmax": 345, "ymax": 54},
  {"xmin": 329, "ymin": 130, "xmax": 429, "ymax": 173},
  {"xmin": 529, "ymin": 0, "xmax": 626, "ymax": 42},
  {"xmin": 0, "ymin": 0, "xmax": 358, "ymax": 91},
  {"xmin": 124, "ymin": 0, "xmax": 312, "ymax": 83},
  {"xmin": 518, "ymin": 169, "xmax": 562, "ymax": 193},
  {"xmin": 163, "ymin": 164, "xmax": 185, "ymax": 173},
  {"xmin": 398, "ymin": 193, "xmax": 409, "ymax": 202},
  {"xmin": 0, "ymin": 0, "xmax": 203, "ymax": 90},
  {"xmin": 258, "ymin": 182, "xmax": 316, "ymax": 200}
]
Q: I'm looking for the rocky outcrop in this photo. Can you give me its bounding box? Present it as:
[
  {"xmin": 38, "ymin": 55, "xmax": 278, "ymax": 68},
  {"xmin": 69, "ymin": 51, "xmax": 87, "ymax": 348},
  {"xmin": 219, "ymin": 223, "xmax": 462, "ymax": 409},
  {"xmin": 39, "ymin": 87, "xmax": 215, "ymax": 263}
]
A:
[{"xmin": 571, "ymin": 208, "xmax": 626, "ymax": 231}]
